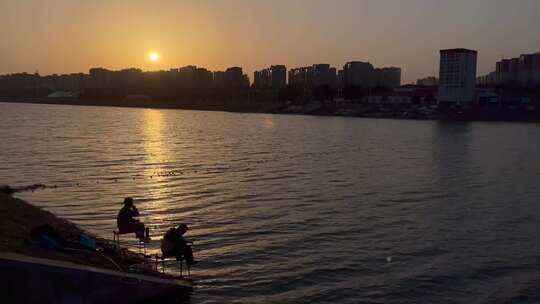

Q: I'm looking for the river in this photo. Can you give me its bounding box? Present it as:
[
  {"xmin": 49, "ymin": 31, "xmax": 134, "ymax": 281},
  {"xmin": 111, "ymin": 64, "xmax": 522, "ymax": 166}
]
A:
[{"xmin": 2, "ymin": 102, "xmax": 540, "ymax": 303}]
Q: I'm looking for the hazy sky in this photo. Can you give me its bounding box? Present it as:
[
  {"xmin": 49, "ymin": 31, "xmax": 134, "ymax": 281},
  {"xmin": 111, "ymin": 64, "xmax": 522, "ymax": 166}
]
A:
[{"xmin": 1, "ymin": 0, "xmax": 540, "ymax": 83}]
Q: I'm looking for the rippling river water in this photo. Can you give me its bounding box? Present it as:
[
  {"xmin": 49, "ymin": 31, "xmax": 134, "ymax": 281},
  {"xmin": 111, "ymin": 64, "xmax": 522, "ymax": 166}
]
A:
[{"xmin": 2, "ymin": 102, "xmax": 540, "ymax": 303}]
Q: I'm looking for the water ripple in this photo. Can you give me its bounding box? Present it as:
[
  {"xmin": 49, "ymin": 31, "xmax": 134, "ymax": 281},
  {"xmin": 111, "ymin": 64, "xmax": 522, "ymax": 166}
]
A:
[{"xmin": 3, "ymin": 103, "xmax": 540, "ymax": 303}]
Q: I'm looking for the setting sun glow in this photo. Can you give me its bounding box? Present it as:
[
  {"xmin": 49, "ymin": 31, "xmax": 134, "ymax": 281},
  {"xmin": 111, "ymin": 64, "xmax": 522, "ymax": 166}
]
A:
[{"xmin": 149, "ymin": 52, "xmax": 160, "ymax": 62}]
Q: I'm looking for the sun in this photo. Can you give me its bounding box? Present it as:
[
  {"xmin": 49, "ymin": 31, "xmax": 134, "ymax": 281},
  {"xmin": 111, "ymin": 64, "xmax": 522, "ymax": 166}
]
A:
[{"xmin": 148, "ymin": 52, "xmax": 160, "ymax": 62}]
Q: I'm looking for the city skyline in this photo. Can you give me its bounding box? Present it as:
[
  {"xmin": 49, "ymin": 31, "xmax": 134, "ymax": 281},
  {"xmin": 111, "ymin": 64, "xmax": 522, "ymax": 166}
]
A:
[{"xmin": 2, "ymin": 0, "xmax": 540, "ymax": 84}]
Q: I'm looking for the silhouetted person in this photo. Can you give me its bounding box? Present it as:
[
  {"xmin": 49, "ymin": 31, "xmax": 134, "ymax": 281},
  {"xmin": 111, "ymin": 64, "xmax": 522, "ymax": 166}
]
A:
[
  {"xmin": 161, "ymin": 224, "xmax": 196, "ymax": 265},
  {"xmin": 117, "ymin": 197, "xmax": 148, "ymax": 242}
]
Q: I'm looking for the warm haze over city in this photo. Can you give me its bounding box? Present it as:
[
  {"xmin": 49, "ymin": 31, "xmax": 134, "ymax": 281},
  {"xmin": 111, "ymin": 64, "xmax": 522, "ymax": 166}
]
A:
[{"xmin": 1, "ymin": 0, "xmax": 540, "ymax": 83}]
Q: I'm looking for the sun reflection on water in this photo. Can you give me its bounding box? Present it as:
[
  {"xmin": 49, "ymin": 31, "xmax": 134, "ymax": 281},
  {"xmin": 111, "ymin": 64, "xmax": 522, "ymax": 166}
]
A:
[
  {"xmin": 141, "ymin": 109, "xmax": 171, "ymax": 227},
  {"xmin": 261, "ymin": 115, "xmax": 275, "ymax": 130},
  {"xmin": 142, "ymin": 109, "xmax": 168, "ymax": 166}
]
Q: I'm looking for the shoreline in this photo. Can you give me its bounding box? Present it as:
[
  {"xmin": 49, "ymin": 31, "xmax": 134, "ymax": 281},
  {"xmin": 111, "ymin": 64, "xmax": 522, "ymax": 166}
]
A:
[{"xmin": 3, "ymin": 98, "xmax": 540, "ymax": 124}]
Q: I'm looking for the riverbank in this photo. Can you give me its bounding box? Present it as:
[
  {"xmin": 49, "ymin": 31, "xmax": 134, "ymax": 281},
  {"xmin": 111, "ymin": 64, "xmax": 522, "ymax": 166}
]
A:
[
  {"xmin": 0, "ymin": 97, "xmax": 282, "ymax": 114},
  {"xmin": 0, "ymin": 189, "xmax": 141, "ymax": 270},
  {"xmin": 3, "ymin": 97, "xmax": 540, "ymax": 123},
  {"xmin": 0, "ymin": 187, "xmax": 193, "ymax": 303}
]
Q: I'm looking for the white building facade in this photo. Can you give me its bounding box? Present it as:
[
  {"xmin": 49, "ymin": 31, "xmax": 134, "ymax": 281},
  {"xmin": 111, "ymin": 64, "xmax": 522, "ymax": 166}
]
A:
[{"xmin": 438, "ymin": 49, "xmax": 478, "ymax": 107}]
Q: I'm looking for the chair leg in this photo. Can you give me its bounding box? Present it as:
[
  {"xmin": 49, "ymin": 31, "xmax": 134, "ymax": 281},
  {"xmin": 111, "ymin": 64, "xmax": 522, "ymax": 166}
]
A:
[
  {"xmin": 113, "ymin": 232, "xmax": 120, "ymax": 249},
  {"xmin": 162, "ymin": 258, "xmax": 165, "ymax": 273}
]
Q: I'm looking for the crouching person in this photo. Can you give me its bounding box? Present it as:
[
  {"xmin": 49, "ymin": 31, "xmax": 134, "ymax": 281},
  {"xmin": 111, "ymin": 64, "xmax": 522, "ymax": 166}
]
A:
[{"xmin": 161, "ymin": 224, "xmax": 196, "ymax": 266}]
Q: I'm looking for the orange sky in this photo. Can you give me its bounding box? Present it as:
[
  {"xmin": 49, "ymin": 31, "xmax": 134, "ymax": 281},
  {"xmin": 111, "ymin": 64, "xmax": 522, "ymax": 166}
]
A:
[{"xmin": 1, "ymin": 0, "xmax": 540, "ymax": 83}]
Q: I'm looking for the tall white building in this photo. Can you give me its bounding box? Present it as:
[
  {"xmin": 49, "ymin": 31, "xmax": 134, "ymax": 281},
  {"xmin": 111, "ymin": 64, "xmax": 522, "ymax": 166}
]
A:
[{"xmin": 438, "ymin": 49, "xmax": 477, "ymax": 107}]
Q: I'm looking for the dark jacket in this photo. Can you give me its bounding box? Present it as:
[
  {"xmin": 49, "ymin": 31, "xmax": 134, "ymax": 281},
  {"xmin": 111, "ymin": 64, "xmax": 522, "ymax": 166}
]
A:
[
  {"xmin": 164, "ymin": 228, "xmax": 186, "ymax": 245},
  {"xmin": 117, "ymin": 205, "xmax": 139, "ymax": 232},
  {"xmin": 161, "ymin": 228, "xmax": 188, "ymax": 256}
]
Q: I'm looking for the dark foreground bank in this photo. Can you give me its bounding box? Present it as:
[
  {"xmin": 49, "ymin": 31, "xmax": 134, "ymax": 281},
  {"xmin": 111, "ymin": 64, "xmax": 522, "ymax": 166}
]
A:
[
  {"xmin": 0, "ymin": 188, "xmax": 133, "ymax": 269},
  {"xmin": 0, "ymin": 188, "xmax": 192, "ymax": 304}
]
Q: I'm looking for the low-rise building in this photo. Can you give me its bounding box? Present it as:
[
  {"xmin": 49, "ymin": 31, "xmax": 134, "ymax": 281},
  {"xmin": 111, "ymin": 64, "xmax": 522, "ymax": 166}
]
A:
[
  {"xmin": 363, "ymin": 86, "xmax": 437, "ymax": 105},
  {"xmin": 416, "ymin": 76, "xmax": 439, "ymax": 86}
]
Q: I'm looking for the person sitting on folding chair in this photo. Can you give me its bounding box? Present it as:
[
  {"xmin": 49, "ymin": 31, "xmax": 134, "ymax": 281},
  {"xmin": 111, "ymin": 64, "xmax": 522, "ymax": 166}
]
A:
[
  {"xmin": 117, "ymin": 197, "xmax": 149, "ymax": 242},
  {"xmin": 161, "ymin": 224, "xmax": 196, "ymax": 266}
]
